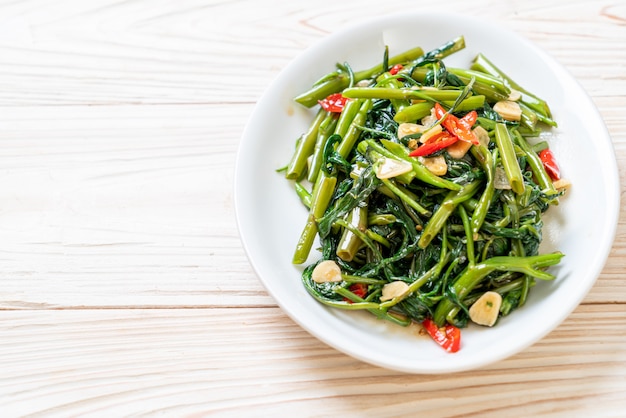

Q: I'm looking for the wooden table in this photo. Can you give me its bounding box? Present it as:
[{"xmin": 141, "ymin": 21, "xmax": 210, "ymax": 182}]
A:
[{"xmin": 1, "ymin": 0, "xmax": 624, "ymax": 416}]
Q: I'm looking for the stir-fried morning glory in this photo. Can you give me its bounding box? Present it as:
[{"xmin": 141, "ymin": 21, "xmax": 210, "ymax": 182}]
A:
[{"xmin": 281, "ymin": 36, "xmax": 569, "ymax": 353}]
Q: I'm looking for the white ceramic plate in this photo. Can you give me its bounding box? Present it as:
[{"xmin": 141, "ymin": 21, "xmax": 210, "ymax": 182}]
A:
[{"xmin": 234, "ymin": 12, "xmax": 619, "ymax": 373}]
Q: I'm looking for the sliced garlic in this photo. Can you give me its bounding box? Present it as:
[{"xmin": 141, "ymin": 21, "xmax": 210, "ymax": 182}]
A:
[
  {"xmin": 397, "ymin": 122, "xmax": 425, "ymax": 139},
  {"xmin": 418, "ymin": 155, "xmax": 447, "ymax": 176},
  {"xmin": 419, "ymin": 124, "xmax": 443, "ymax": 144},
  {"xmin": 446, "ymin": 139, "xmax": 473, "ymax": 159},
  {"xmin": 494, "ymin": 166, "xmax": 512, "ymax": 190},
  {"xmin": 473, "ymin": 125, "xmax": 491, "ymax": 147},
  {"xmin": 375, "ymin": 158, "xmax": 413, "ymax": 179},
  {"xmin": 380, "ymin": 281, "xmax": 410, "ymax": 301},
  {"xmin": 312, "ymin": 260, "xmax": 342, "ymax": 284},
  {"xmin": 507, "ymin": 88, "xmax": 522, "ymax": 102},
  {"xmin": 469, "ymin": 291, "xmax": 503, "ymax": 327},
  {"xmin": 421, "ymin": 107, "xmax": 438, "ymax": 128},
  {"xmin": 553, "ymin": 178, "xmax": 572, "ymax": 191},
  {"xmin": 493, "ymin": 100, "xmax": 522, "ymax": 122}
]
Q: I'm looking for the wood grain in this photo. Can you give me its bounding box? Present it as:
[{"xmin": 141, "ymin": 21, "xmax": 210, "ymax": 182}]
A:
[
  {"xmin": 0, "ymin": 306, "xmax": 624, "ymax": 416},
  {"xmin": 0, "ymin": 0, "xmax": 624, "ymax": 416},
  {"xmin": 0, "ymin": 104, "xmax": 273, "ymax": 309}
]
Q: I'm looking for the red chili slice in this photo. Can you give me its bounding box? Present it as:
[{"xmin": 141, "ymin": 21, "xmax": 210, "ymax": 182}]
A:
[
  {"xmin": 343, "ymin": 283, "xmax": 368, "ymax": 304},
  {"xmin": 434, "ymin": 103, "xmax": 479, "ymax": 145},
  {"xmin": 409, "ymin": 132, "xmax": 458, "ymax": 157},
  {"xmin": 389, "ymin": 64, "xmax": 404, "ymax": 75},
  {"xmin": 422, "ymin": 318, "xmax": 461, "ymax": 353},
  {"xmin": 318, "ymin": 93, "xmax": 349, "ymax": 113},
  {"xmin": 539, "ymin": 148, "xmax": 561, "ymax": 181}
]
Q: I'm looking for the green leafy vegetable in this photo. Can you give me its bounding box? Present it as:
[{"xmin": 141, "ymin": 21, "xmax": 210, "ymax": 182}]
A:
[{"xmin": 284, "ymin": 36, "xmax": 567, "ymax": 352}]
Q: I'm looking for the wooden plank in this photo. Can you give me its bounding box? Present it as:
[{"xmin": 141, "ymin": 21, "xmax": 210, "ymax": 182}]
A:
[
  {"xmin": 0, "ymin": 104, "xmax": 274, "ymax": 309},
  {"xmin": 0, "ymin": 305, "xmax": 624, "ymax": 416},
  {"xmin": 0, "ymin": 0, "xmax": 623, "ymax": 106}
]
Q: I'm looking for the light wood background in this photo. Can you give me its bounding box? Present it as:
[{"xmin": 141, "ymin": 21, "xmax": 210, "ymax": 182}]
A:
[{"xmin": 0, "ymin": 0, "xmax": 625, "ymax": 416}]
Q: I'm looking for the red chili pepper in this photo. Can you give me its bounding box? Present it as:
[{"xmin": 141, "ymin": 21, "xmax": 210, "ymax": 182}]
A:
[
  {"xmin": 433, "ymin": 103, "xmax": 479, "ymax": 145},
  {"xmin": 408, "ymin": 132, "xmax": 458, "ymax": 157},
  {"xmin": 343, "ymin": 283, "xmax": 368, "ymax": 304},
  {"xmin": 389, "ymin": 64, "xmax": 404, "ymax": 75},
  {"xmin": 422, "ymin": 318, "xmax": 461, "ymax": 353},
  {"xmin": 539, "ymin": 148, "xmax": 560, "ymax": 181},
  {"xmin": 318, "ymin": 93, "xmax": 349, "ymax": 113}
]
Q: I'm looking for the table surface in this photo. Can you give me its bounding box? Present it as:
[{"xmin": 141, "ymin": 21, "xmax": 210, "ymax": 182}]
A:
[{"xmin": 1, "ymin": 0, "xmax": 625, "ymax": 416}]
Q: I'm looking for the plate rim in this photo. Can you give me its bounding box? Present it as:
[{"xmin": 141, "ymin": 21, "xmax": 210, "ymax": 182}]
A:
[{"xmin": 234, "ymin": 11, "xmax": 620, "ymax": 373}]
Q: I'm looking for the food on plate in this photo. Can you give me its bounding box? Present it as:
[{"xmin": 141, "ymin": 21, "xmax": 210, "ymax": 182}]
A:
[{"xmin": 281, "ymin": 36, "xmax": 567, "ymax": 352}]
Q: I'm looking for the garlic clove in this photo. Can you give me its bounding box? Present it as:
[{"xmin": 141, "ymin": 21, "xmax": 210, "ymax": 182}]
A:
[
  {"xmin": 376, "ymin": 158, "xmax": 413, "ymax": 179},
  {"xmin": 312, "ymin": 260, "xmax": 343, "ymax": 284},
  {"xmin": 380, "ymin": 281, "xmax": 410, "ymax": 301},
  {"xmin": 469, "ymin": 291, "xmax": 503, "ymax": 327}
]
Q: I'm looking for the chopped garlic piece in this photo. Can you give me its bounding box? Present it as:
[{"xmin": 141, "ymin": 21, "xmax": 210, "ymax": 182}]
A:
[
  {"xmin": 446, "ymin": 139, "xmax": 473, "ymax": 159},
  {"xmin": 494, "ymin": 166, "xmax": 512, "ymax": 190},
  {"xmin": 419, "ymin": 124, "xmax": 443, "ymax": 144},
  {"xmin": 421, "ymin": 107, "xmax": 438, "ymax": 128},
  {"xmin": 397, "ymin": 122, "xmax": 425, "ymax": 139},
  {"xmin": 380, "ymin": 281, "xmax": 409, "ymax": 301},
  {"xmin": 418, "ymin": 155, "xmax": 447, "ymax": 176},
  {"xmin": 508, "ymin": 88, "xmax": 522, "ymax": 101},
  {"xmin": 469, "ymin": 291, "xmax": 503, "ymax": 327},
  {"xmin": 473, "ymin": 125, "xmax": 491, "ymax": 147},
  {"xmin": 553, "ymin": 178, "xmax": 572, "ymax": 191},
  {"xmin": 376, "ymin": 158, "xmax": 413, "ymax": 179},
  {"xmin": 312, "ymin": 260, "xmax": 342, "ymax": 284},
  {"xmin": 493, "ymin": 100, "xmax": 522, "ymax": 122}
]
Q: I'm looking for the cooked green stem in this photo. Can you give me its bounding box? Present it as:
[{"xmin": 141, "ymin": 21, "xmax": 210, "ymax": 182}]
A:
[
  {"xmin": 510, "ymin": 128, "xmax": 558, "ymax": 196},
  {"xmin": 432, "ymin": 252, "xmax": 564, "ymax": 326},
  {"xmin": 418, "ymin": 180, "xmax": 482, "ymax": 249},
  {"xmin": 308, "ymin": 99, "xmax": 361, "ymax": 183},
  {"xmin": 294, "ymin": 99, "xmax": 371, "ymax": 263},
  {"xmin": 307, "ymin": 112, "xmax": 339, "ymax": 183},
  {"xmin": 393, "ymin": 102, "xmax": 433, "ymax": 124},
  {"xmin": 294, "ymin": 46, "xmax": 425, "ymax": 107},
  {"xmin": 342, "ymin": 87, "xmax": 464, "ymax": 102},
  {"xmin": 458, "ymin": 205, "xmax": 475, "ymax": 267},
  {"xmin": 471, "ymin": 53, "xmax": 552, "ymax": 118},
  {"xmin": 286, "ymin": 108, "xmax": 327, "ymax": 180},
  {"xmin": 379, "ymin": 177, "xmax": 431, "ymax": 216},
  {"xmin": 410, "ymin": 67, "xmax": 508, "ymax": 103},
  {"xmin": 334, "ymin": 218, "xmax": 383, "ymax": 261},
  {"xmin": 470, "ymin": 145, "xmax": 496, "ymax": 238},
  {"xmin": 494, "ymin": 123, "xmax": 524, "ymax": 194},
  {"xmin": 337, "ymin": 100, "xmax": 372, "ymax": 157},
  {"xmin": 294, "ymin": 182, "xmax": 312, "ymax": 208},
  {"xmin": 448, "ymin": 67, "xmax": 511, "ymax": 95},
  {"xmin": 337, "ymin": 204, "xmax": 368, "ymax": 262},
  {"xmin": 519, "ymin": 101, "xmax": 557, "ymax": 127},
  {"xmin": 393, "ymin": 95, "xmax": 485, "ymax": 123},
  {"xmin": 334, "ymin": 98, "xmax": 364, "ymax": 138},
  {"xmin": 293, "ymin": 173, "xmax": 337, "ymax": 264},
  {"xmin": 413, "ymin": 35, "xmax": 466, "ymax": 65},
  {"xmin": 376, "ymin": 73, "xmax": 410, "ymax": 113},
  {"xmin": 445, "ymin": 71, "xmax": 510, "ymax": 103}
]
